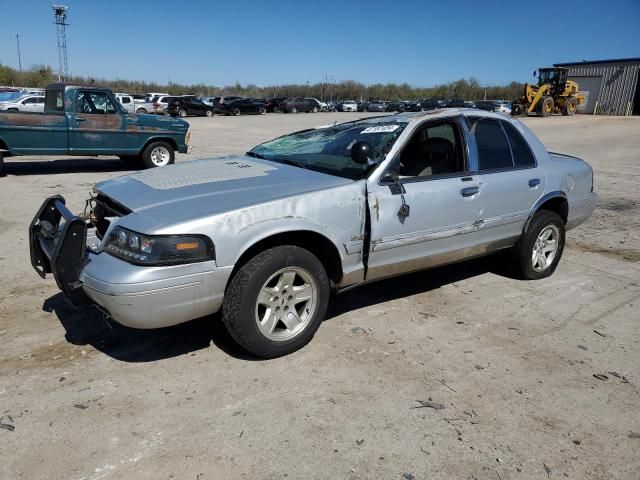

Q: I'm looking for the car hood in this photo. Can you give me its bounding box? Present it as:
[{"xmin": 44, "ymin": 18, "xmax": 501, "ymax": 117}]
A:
[{"xmin": 95, "ymin": 156, "xmax": 353, "ymax": 228}]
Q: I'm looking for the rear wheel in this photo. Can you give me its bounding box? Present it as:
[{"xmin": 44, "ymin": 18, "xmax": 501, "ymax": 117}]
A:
[
  {"xmin": 136, "ymin": 108, "xmax": 147, "ymax": 114},
  {"xmin": 205, "ymin": 110, "xmax": 214, "ymax": 117},
  {"xmin": 7, "ymin": 108, "xmax": 18, "ymax": 112},
  {"xmin": 178, "ymin": 109, "xmax": 187, "ymax": 117},
  {"xmin": 258, "ymin": 107, "xmax": 266, "ymax": 115},
  {"xmin": 233, "ymin": 108, "xmax": 241, "ymax": 116},
  {"xmin": 539, "ymin": 96, "xmax": 554, "ymax": 117},
  {"xmin": 562, "ymin": 96, "xmax": 578, "ymax": 116},
  {"xmin": 222, "ymin": 245, "xmax": 330, "ymax": 358},
  {"xmin": 312, "ymin": 106, "xmax": 319, "ymax": 113},
  {"xmin": 141, "ymin": 141, "xmax": 175, "ymax": 168},
  {"xmin": 511, "ymin": 210, "xmax": 565, "ymax": 280}
]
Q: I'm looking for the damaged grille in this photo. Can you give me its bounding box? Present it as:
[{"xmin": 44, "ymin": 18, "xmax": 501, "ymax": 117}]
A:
[{"xmin": 88, "ymin": 193, "xmax": 132, "ymax": 239}]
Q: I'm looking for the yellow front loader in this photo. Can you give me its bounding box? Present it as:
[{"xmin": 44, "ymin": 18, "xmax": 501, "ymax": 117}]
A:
[{"xmin": 511, "ymin": 67, "xmax": 585, "ymax": 117}]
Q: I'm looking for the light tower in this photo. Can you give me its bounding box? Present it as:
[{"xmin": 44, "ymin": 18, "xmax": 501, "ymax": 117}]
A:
[{"xmin": 52, "ymin": 4, "xmax": 69, "ymax": 81}]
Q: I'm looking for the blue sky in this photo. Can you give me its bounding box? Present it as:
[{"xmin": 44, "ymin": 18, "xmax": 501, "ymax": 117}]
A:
[{"xmin": 1, "ymin": 0, "xmax": 639, "ymax": 87}]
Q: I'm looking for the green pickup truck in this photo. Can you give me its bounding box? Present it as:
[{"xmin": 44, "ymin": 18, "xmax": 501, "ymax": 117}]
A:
[{"xmin": 0, "ymin": 83, "xmax": 192, "ymax": 176}]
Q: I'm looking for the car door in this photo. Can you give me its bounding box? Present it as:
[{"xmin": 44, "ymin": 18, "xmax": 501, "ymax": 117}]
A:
[
  {"xmin": 365, "ymin": 118, "xmax": 483, "ymax": 281},
  {"xmin": 70, "ymin": 90, "xmax": 126, "ymax": 154},
  {"xmin": 21, "ymin": 97, "xmax": 39, "ymax": 112},
  {"xmin": 467, "ymin": 116, "xmax": 546, "ymax": 244}
]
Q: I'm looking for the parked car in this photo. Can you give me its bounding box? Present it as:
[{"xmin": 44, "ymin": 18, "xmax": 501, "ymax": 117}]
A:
[
  {"xmin": 265, "ymin": 97, "xmax": 287, "ymax": 112},
  {"xmin": 494, "ymin": 101, "xmax": 512, "ymax": 114},
  {"xmin": 385, "ymin": 100, "xmax": 407, "ymax": 112},
  {"xmin": 340, "ymin": 100, "xmax": 358, "ymax": 112},
  {"xmin": 216, "ymin": 98, "xmax": 267, "ymax": 116},
  {"xmin": 306, "ymin": 98, "xmax": 328, "ymax": 111},
  {"xmin": 419, "ymin": 98, "xmax": 442, "ymax": 111},
  {"xmin": 115, "ymin": 94, "xmax": 136, "ymax": 114},
  {"xmin": 146, "ymin": 92, "xmax": 169, "ymax": 102},
  {"xmin": 404, "ymin": 100, "xmax": 423, "ymax": 112},
  {"xmin": 443, "ymin": 98, "xmax": 466, "ymax": 108},
  {"xmin": 0, "ymin": 94, "xmax": 45, "ymax": 113},
  {"xmin": 280, "ymin": 97, "xmax": 319, "ymax": 113},
  {"xmin": 473, "ymin": 100, "xmax": 496, "ymax": 112},
  {"xmin": 168, "ymin": 97, "xmax": 215, "ymax": 117},
  {"xmin": 209, "ymin": 96, "xmax": 244, "ymax": 113},
  {"xmin": 27, "ymin": 109, "xmax": 596, "ymax": 358},
  {"xmin": 367, "ymin": 100, "xmax": 386, "ymax": 112},
  {"xmin": 0, "ymin": 83, "xmax": 191, "ymax": 175},
  {"xmin": 152, "ymin": 95, "xmax": 179, "ymax": 115}
]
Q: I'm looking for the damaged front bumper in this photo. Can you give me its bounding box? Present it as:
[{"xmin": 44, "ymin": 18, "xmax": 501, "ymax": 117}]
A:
[{"xmin": 29, "ymin": 195, "xmax": 232, "ymax": 328}]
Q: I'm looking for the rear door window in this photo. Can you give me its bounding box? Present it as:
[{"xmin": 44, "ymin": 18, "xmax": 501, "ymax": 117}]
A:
[{"xmin": 471, "ymin": 118, "xmax": 513, "ymax": 171}]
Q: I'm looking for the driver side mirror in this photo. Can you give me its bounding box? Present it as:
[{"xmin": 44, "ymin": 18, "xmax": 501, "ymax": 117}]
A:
[{"xmin": 351, "ymin": 141, "xmax": 373, "ymax": 165}]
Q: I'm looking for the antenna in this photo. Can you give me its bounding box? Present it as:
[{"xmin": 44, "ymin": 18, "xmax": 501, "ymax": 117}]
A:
[{"xmin": 52, "ymin": 4, "xmax": 69, "ymax": 81}]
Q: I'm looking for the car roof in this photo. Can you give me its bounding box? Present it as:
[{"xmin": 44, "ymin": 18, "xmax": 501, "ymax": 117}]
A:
[{"xmin": 357, "ymin": 108, "xmax": 512, "ymax": 125}]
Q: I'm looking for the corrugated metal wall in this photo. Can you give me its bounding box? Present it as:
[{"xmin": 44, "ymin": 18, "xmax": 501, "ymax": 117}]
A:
[{"xmin": 558, "ymin": 61, "xmax": 640, "ymax": 115}]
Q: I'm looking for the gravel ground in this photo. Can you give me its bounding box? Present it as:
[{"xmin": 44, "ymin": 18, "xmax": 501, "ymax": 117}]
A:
[{"xmin": 0, "ymin": 112, "xmax": 639, "ymax": 480}]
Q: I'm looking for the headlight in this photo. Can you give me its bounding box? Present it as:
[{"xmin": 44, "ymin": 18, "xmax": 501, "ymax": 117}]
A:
[{"xmin": 103, "ymin": 226, "xmax": 214, "ymax": 265}]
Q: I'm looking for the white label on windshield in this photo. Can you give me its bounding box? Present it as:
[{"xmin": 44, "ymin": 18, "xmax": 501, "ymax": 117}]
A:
[{"xmin": 361, "ymin": 125, "xmax": 399, "ymax": 134}]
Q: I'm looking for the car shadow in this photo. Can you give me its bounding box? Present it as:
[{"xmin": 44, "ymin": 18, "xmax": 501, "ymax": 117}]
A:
[
  {"xmin": 43, "ymin": 253, "xmax": 515, "ymax": 363},
  {"xmin": 4, "ymin": 157, "xmax": 133, "ymax": 176}
]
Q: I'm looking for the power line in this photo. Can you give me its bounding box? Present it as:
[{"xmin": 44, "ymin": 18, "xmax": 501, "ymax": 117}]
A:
[{"xmin": 52, "ymin": 4, "xmax": 69, "ymax": 81}]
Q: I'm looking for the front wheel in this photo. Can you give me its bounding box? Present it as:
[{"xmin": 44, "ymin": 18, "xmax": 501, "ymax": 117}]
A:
[
  {"xmin": 141, "ymin": 141, "xmax": 175, "ymax": 168},
  {"xmin": 258, "ymin": 107, "xmax": 266, "ymax": 115},
  {"xmin": 205, "ymin": 110, "xmax": 214, "ymax": 117},
  {"xmin": 222, "ymin": 245, "xmax": 330, "ymax": 358},
  {"xmin": 312, "ymin": 107, "xmax": 318, "ymax": 113},
  {"xmin": 539, "ymin": 96, "xmax": 554, "ymax": 117},
  {"xmin": 178, "ymin": 109, "xmax": 187, "ymax": 117},
  {"xmin": 233, "ymin": 108, "xmax": 241, "ymax": 116},
  {"xmin": 291, "ymin": 107, "xmax": 298, "ymax": 114},
  {"xmin": 511, "ymin": 210, "xmax": 565, "ymax": 280}
]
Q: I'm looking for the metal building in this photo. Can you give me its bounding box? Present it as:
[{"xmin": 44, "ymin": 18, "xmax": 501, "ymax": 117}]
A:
[{"xmin": 554, "ymin": 58, "xmax": 640, "ymax": 115}]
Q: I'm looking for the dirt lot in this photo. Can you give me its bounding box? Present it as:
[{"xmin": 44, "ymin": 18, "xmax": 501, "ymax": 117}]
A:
[{"xmin": 1, "ymin": 113, "xmax": 639, "ymax": 480}]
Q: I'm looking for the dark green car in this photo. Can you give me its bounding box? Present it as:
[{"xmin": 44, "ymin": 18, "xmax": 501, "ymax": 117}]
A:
[{"xmin": 0, "ymin": 83, "xmax": 191, "ymax": 176}]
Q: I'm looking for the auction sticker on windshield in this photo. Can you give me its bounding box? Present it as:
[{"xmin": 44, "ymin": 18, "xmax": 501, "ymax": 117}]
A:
[{"xmin": 360, "ymin": 125, "xmax": 400, "ymax": 134}]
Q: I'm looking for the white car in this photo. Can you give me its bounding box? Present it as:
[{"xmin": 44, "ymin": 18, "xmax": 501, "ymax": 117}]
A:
[
  {"xmin": 0, "ymin": 95, "xmax": 45, "ymax": 113},
  {"xmin": 494, "ymin": 101, "xmax": 512, "ymax": 114},
  {"xmin": 341, "ymin": 100, "xmax": 357, "ymax": 112}
]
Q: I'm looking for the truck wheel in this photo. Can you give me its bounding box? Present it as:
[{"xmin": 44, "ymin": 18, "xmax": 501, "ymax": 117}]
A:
[
  {"xmin": 223, "ymin": 245, "xmax": 330, "ymax": 358},
  {"xmin": 141, "ymin": 141, "xmax": 175, "ymax": 168},
  {"xmin": 136, "ymin": 108, "xmax": 147, "ymax": 114},
  {"xmin": 539, "ymin": 96, "xmax": 554, "ymax": 117},
  {"xmin": 0, "ymin": 151, "xmax": 5, "ymax": 177},
  {"xmin": 562, "ymin": 96, "xmax": 578, "ymax": 116},
  {"xmin": 118, "ymin": 155, "xmax": 143, "ymax": 169},
  {"xmin": 511, "ymin": 210, "xmax": 565, "ymax": 280}
]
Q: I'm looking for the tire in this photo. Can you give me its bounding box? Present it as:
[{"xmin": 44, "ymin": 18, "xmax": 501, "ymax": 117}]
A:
[
  {"xmin": 136, "ymin": 108, "xmax": 147, "ymax": 114},
  {"xmin": 511, "ymin": 210, "xmax": 565, "ymax": 280},
  {"xmin": 163, "ymin": 107, "xmax": 168, "ymax": 115},
  {"xmin": 258, "ymin": 107, "xmax": 266, "ymax": 115},
  {"xmin": 118, "ymin": 155, "xmax": 143, "ymax": 169},
  {"xmin": 538, "ymin": 96, "xmax": 554, "ymax": 117},
  {"xmin": 7, "ymin": 108, "xmax": 18, "ymax": 112},
  {"xmin": 205, "ymin": 110, "xmax": 214, "ymax": 117},
  {"xmin": 291, "ymin": 106, "xmax": 298, "ymax": 114},
  {"xmin": 178, "ymin": 109, "xmax": 187, "ymax": 118},
  {"xmin": 0, "ymin": 151, "xmax": 5, "ymax": 178},
  {"xmin": 233, "ymin": 108, "xmax": 241, "ymax": 116},
  {"xmin": 312, "ymin": 107, "xmax": 319, "ymax": 113},
  {"xmin": 140, "ymin": 141, "xmax": 175, "ymax": 168},
  {"xmin": 562, "ymin": 96, "xmax": 578, "ymax": 116},
  {"xmin": 222, "ymin": 245, "xmax": 330, "ymax": 358}
]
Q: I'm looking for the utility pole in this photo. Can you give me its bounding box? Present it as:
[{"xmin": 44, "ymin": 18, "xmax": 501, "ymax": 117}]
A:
[
  {"xmin": 52, "ymin": 5, "xmax": 70, "ymax": 81},
  {"xmin": 15, "ymin": 34, "xmax": 22, "ymax": 72}
]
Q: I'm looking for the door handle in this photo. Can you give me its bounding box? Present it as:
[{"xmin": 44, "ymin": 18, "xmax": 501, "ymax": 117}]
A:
[
  {"xmin": 76, "ymin": 117, "xmax": 86, "ymax": 122},
  {"xmin": 460, "ymin": 186, "xmax": 479, "ymax": 197},
  {"xmin": 528, "ymin": 178, "xmax": 541, "ymax": 188}
]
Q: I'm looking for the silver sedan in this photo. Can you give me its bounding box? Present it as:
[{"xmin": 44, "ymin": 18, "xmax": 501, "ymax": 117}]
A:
[{"xmin": 30, "ymin": 109, "xmax": 596, "ymax": 357}]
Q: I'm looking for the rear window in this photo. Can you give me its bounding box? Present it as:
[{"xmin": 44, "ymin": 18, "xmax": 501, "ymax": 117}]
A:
[{"xmin": 45, "ymin": 89, "xmax": 64, "ymax": 112}]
